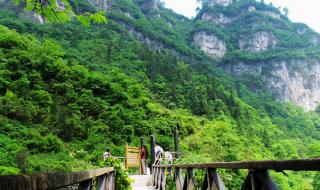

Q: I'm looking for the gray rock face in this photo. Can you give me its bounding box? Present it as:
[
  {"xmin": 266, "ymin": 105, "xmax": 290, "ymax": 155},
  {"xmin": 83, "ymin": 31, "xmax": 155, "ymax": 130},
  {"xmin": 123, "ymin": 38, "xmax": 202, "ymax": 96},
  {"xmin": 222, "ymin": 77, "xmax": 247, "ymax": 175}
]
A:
[
  {"xmin": 127, "ymin": 26, "xmax": 164, "ymax": 51},
  {"xmin": 223, "ymin": 60, "xmax": 320, "ymax": 111},
  {"xmin": 207, "ymin": 0, "xmax": 232, "ymax": 6},
  {"xmin": 140, "ymin": 0, "xmax": 160, "ymax": 17},
  {"xmin": 201, "ymin": 12, "xmax": 232, "ymax": 25},
  {"xmin": 239, "ymin": 31, "xmax": 277, "ymax": 52},
  {"xmin": 193, "ymin": 31, "xmax": 227, "ymax": 58},
  {"xmin": 263, "ymin": 11, "xmax": 281, "ymax": 19},
  {"xmin": 88, "ymin": 0, "xmax": 110, "ymax": 10}
]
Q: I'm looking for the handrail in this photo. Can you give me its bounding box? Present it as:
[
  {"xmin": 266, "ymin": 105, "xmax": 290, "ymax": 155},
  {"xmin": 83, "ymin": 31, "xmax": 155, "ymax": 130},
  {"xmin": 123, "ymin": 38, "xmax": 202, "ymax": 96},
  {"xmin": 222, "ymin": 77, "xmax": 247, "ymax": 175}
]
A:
[
  {"xmin": 0, "ymin": 167, "xmax": 115, "ymax": 190},
  {"xmin": 153, "ymin": 158, "xmax": 320, "ymax": 171},
  {"xmin": 151, "ymin": 158, "xmax": 320, "ymax": 190}
]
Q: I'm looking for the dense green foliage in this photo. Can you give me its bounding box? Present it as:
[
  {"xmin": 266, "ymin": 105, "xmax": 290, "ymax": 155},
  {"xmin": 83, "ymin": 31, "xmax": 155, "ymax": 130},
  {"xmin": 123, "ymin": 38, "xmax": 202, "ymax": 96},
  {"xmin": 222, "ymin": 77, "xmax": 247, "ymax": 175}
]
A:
[
  {"xmin": 10, "ymin": 0, "xmax": 107, "ymax": 25},
  {"xmin": 100, "ymin": 158, "xmax": 132, "ymax": 190},
  {"xmin": 0, "ymin": 0, "xmax": 320, "ymax": 189}
]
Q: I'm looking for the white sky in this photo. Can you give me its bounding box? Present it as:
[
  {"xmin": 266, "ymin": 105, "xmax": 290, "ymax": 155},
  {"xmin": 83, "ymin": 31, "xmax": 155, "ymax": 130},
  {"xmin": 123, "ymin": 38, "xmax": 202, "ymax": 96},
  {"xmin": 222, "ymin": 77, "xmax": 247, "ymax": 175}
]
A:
[{"xmin": 162, "ymin": 0, "xmax": 320, "ymax": 32}]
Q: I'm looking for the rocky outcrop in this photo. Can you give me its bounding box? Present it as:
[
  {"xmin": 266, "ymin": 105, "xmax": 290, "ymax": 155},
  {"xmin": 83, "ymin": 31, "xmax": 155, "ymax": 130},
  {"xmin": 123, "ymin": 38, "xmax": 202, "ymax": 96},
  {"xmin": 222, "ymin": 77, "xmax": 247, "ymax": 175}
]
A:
[
  {"xmin": 127, "ymin": 26, "xmax": 164, "ymax": 51},
  {"xmin": 207, "ymin": 0, "xmax": 232, "ymax": 7},
  {"xmin": 140, "ymin": 0, "xmax": 160, "ymax": 17},
  {"xmin": 193, "ymin": 31, "xmax": 227, "ymax": 58},
  {"xmin": 239, "ymin": 31, "xmax": 277, "ymax": 52},
  {"xmin": 223, "ymin": 59, "xmax": 320, "ymax": 111},
  {"xmin": 88, "ymin": 0, "xmax": 111, "ymax": 11},
  {"xmin": 263, "ymin": 11, "xmax": 281, "ymax": 19},
  {"xmin": 248, "ymin": 5, "xmax": 256, "ymax": 12},
  {"xmin": 201, "ymin": 12, "xmax": 232, "ymax": 25}
]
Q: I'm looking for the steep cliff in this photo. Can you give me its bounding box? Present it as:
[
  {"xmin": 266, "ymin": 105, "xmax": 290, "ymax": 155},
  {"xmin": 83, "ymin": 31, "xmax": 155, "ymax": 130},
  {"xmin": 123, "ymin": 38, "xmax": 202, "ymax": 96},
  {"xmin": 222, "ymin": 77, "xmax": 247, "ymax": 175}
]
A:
[
  {"xmin": 224, "ymin": 59, "xmax": 320, "ymax": 111},
  {"xmin": 192, "ymin": 0, "xmax": 320, "ymax": 111},
  {"xmin": 239, "ymin": 31, "xmax": 277, "ymax": 52},
  {"xmin": 193, "ymin": 31, "xmax": 227, "ymax": 58}
]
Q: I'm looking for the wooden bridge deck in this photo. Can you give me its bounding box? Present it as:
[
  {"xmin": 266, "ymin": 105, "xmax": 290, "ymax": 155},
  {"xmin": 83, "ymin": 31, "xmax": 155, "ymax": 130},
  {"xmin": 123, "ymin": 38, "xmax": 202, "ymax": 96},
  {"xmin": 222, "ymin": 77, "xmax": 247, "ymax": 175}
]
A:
[{"xmin": 130, "ymin": 175, "xmax": 154, "ymax": 190}]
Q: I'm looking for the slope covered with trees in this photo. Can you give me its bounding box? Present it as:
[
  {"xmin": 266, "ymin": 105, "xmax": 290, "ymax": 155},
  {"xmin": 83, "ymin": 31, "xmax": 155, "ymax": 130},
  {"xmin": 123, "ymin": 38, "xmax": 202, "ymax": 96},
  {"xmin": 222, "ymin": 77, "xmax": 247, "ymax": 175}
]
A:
[{"xmin": 0, "ymin": 0, "xmax": 320, "ymax": 189}]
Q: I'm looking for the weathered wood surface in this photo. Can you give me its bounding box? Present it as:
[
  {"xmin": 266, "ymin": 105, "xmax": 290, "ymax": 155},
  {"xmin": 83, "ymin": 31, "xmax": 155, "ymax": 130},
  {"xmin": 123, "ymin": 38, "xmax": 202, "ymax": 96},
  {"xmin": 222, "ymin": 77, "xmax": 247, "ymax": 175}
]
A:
[
  {"xmin": 0, "ymin": 167, "xmax": 114, "ymax": 190},
  {"xmin": 153, "ymin": 158, "xmax": 320, "ymax": 171}
]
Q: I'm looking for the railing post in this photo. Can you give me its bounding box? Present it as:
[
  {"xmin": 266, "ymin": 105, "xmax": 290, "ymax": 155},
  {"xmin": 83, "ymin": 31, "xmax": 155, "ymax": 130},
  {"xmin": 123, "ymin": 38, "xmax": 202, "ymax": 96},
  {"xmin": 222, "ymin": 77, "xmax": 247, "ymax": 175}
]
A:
[
  {"xmin": 207, "ymin": 168, "xmax": 226, "ymax": 190},
  {"xmin": 97, "ymin": 174, "xmax": 107, "ymax": 190},
  {"xmin": 175, "ymin": 168, "xmax": 183, "ymax": 190},
  {"xmin": 161, "ymin": 168, "xmax": 167, "ymax": 190},
  {"xmin": 174, "ymin": 129, "xmax": 180, "ymax": 159},
  {"xmin": 141, "ymin": 137, "xmax": 145, "ymax": 146},
  {"xmin": 150, "ymin": 135, "xmax": 155, "ymax": 174},
  {"xmin": 241, "ymin": 170, "xmax": 280, "ymax": 190},
  {"xmin": 79, "ymin": 179, "xmax": 92, "ymax": 190},
  {"xmin": 183, "ymin": 168, "xmax": 195, "ymax": 190},
  {"xmin": 153, "ymin": 166, "xmax": 158, "ymax": 187},
  {"xmin": 108, "ymin": 171, "xmax": 115, "ymax": 190}
]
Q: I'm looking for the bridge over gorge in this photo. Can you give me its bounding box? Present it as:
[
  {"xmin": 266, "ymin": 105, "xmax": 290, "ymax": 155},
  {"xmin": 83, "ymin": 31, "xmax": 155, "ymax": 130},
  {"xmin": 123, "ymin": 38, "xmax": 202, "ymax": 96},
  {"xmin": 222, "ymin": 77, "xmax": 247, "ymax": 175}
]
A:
[{"xmin": 0, "ymin": 133, "xmax": 320, "ymax": 190}]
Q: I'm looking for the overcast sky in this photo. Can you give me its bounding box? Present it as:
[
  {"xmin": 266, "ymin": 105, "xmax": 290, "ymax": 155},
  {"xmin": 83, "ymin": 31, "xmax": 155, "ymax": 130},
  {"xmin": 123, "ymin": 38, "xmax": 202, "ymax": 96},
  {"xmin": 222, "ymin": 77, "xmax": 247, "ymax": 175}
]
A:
[{"xmin": 162, "ymin": 0, "xmax": 320, "ymax": 32}]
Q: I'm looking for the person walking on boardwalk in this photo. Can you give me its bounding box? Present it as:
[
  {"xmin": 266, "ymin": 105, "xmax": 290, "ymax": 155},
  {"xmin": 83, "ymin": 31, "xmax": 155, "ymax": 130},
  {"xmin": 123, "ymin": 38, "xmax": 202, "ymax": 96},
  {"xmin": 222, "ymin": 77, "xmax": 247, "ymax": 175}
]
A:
[
  {"xmin": 102, "ymin": 147, "xmax": 112, "ymax": 160},
  {"xmin": 140, "ymin": 145, "xmax": 148, "ymax": 174}
]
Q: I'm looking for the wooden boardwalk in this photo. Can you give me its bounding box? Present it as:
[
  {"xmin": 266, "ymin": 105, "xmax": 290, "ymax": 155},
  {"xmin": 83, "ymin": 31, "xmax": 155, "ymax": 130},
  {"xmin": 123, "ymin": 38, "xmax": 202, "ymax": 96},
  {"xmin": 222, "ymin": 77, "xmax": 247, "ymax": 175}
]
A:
[{"xmin": 130, "ymin": 175, "xmax": 154, "ymax": 190}]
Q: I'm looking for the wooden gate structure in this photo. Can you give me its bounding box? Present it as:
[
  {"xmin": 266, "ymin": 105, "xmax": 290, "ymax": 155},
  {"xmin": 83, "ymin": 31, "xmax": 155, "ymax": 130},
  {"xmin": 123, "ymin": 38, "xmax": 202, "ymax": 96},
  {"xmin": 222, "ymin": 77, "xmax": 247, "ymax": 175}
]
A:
[{"xmin": 125, "ymin": 144, "xmax": 142, "ymax": 174}]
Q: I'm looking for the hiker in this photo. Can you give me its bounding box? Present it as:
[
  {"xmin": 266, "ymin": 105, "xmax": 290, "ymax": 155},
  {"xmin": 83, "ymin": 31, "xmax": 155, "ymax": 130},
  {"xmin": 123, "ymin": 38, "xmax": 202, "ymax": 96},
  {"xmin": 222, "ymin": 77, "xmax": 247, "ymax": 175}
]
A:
[
  {"xmin": 102, "ymin": 147, "xmax": 112, "ymax": 160},
  {"xmin": 140, "ymin": 145, "xmax": 148, "ymax": 175},
  {"xmin": 154, "ymin": 143, "xmax": 163, "ymax": 157},
  {"xmin": 154, "ymin": 143, "xmax": 164, "ymax": 165},
  {"xmin": 164, "ymin": 151, "xmax": 173, "ymax": 164}
]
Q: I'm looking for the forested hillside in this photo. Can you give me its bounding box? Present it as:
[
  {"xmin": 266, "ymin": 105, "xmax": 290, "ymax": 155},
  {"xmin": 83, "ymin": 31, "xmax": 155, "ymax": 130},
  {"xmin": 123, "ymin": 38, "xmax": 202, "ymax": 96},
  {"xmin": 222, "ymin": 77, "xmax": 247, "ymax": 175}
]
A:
[{"xmin": 0, "ymin": 0, "xmax": 320, "ymax": 189}]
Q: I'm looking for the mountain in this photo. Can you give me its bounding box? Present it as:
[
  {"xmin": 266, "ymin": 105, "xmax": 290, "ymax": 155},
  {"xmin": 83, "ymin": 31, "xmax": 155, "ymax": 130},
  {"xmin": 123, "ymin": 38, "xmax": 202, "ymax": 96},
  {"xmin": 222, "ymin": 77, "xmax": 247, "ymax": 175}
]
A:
[
  {"xmin": 194, "ymin": 0, "xmax": 320, "ymax": 111},
  {"xmin": 0, "ymin": 0, "xmax": 320, "ymax": 189},
  {"xmin": 84, "ymin": 0, "xmax": 320, "ymax": 111}
]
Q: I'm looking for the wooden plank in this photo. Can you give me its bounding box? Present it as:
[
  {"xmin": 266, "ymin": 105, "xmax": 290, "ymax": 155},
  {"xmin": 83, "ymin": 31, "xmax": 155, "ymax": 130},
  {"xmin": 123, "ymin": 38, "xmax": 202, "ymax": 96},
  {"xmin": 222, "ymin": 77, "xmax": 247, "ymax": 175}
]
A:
[
  {"xmin": 161, "ymin": 168, "xmax": 167, "ymax": 190},
  {"xmin": 187, "ymin": 168, "xmax": 195, "ymax": 190},
  {"xmin": 207, "ymin": 168, "xmax": 225, "ymax": 190},
  {"xmin": 0, "ymin": 168, "xmax": 114, "ymax": 190},
  {"xmin": 175, "ymin": 168, "xmax": 183, "ymax": 190},
  {"xmin": 153, "ymin": 158, "xmax": 320, "ymax": 171}
]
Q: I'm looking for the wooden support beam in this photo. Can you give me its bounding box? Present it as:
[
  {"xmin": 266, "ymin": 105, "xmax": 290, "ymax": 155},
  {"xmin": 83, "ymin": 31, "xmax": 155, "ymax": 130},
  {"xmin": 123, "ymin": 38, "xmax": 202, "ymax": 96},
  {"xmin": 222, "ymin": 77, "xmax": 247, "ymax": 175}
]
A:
[
  {"xmin": 79, "ymin": 179, "xmax": 92, "ymax": 190},
  {"xmin": 241, "ymin": 170, "xmax": 280, "ymax": 190},
  {"xmin": 157, "ymin": 167, "xmax": 162, "ymax": 190},
  {"xmin": 183, "ymin": 168, "xmax": 195, "ymax": 190},
  {"xmin": 107, "ymin": 172, "xmax": 115, "ymax": 190},
  {"xmin": 153, "ymin": 167, "xmax": 158, "ymax": 187},
  {"xmin": 175, "ymin": 168, "xmax": 183, "ymax": 190},
  {"xmin": 174, "ymin": 129, "xmax": 180, "ymax": 159},
  {"xmin": 201, "ymin": 172, "xmax": 208, "ymax": 190},
  {"xmin": 161, "ymin": 168, "xmax": 167, "ymax": 190},
  {"xmin": 97, "ymin": 174, "xmax": 107, "ymax": 190},
  {"xmin": 150, "ymin": 135, "xmax": 155, "ymax": 174},
  {"xmin": 207, "ymin": 168, "xmax": 226, "ymax": 190}
]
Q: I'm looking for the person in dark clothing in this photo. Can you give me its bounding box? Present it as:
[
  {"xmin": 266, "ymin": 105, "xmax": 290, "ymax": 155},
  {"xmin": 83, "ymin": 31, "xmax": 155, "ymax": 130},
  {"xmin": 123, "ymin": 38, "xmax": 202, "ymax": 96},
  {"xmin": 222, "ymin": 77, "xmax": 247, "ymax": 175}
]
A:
[{"xmin": 140, "ymin": 145, "xmax": 148, "ymax": 174}]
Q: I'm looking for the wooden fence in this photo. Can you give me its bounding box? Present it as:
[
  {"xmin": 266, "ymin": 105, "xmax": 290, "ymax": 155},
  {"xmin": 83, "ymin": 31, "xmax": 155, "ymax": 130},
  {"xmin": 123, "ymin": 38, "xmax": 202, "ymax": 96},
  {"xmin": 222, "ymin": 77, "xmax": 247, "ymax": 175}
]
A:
[
  {"xmin": 152, "ymin": 158, "xmax": 320, "ymax": 190},
  {"xmin": 0, "ymin": 167, "xmax": 115, "ymax": 190}
]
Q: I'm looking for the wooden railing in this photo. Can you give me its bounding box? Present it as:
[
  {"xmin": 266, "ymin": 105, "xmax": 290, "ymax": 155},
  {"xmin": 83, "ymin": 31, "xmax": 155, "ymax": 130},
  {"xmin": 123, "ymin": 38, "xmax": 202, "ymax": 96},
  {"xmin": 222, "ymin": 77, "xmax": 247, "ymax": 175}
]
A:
[
  {"xmin": 152, "ymin": 158, "xmax": 320, "ymax": 190},
  {"xmin": 0, "ymin": 167, "xmax": 115, "ymax": 190}
]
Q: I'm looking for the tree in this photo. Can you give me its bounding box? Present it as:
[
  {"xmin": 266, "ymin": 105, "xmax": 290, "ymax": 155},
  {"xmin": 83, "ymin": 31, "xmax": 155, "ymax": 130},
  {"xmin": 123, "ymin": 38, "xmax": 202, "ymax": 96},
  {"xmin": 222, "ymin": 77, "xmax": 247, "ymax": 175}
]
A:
[
  {"xmin": 283, "ymin": 7, "xmax": 289, "ymax": 16},
  {"xmin": 12, "ymin": 0, "xmax": 107, "ymax": 25}
]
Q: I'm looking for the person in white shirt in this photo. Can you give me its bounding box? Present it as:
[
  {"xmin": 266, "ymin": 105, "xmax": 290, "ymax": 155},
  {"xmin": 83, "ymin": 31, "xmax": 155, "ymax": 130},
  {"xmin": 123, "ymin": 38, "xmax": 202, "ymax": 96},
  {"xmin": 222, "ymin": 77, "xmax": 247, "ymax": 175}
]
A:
[
  {"xmin": 102, "ymin": 147, "xmax": 111, "ymax": 160},
  {"xmin": 155, "ymin": 143, "xmax": 163, "ymax": 156}
]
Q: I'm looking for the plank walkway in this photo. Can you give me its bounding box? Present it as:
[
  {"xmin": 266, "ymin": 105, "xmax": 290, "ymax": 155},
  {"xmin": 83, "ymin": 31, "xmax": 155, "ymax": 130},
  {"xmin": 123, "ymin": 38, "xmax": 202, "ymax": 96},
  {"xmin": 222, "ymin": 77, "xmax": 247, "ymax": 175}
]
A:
[{"xmin": 130, "ymin": 175, "xmax": 154, "ymax": 190}]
